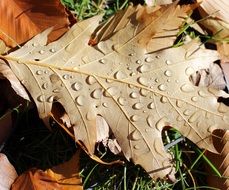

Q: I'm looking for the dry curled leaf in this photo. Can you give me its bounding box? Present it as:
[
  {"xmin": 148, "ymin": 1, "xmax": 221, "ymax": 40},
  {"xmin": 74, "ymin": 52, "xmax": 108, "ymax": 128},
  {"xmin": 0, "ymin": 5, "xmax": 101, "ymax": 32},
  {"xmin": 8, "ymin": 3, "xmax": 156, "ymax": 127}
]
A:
[
  {"xmin": 11, "ymin": 151, "xmax": 83, "ymax": 190},
  {"xmin": 1, "ymin": 2, "xmax": 229, "ymax": 180},
  {"xmin": 199, "ymin": 0, "xmax": 229, "ymax": 62},
  {"xmin": 206, "ymin": 129, "xmax": 229, "ymax": 190},
  {"xmin": 0, "ymin": 0, "xmax": 74, "ymax": 47},
  {"xmin": 0, "ymin": 153, "xmax": 18, "ymax": 190}
]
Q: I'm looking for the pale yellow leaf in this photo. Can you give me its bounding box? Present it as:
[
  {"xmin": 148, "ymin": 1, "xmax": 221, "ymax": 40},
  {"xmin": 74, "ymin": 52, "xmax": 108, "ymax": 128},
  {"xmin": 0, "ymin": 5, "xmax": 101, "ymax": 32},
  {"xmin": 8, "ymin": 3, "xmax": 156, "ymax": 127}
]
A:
[{"xmin": 1, "ymin": 3, "xmax": 228, "ymax": 180}]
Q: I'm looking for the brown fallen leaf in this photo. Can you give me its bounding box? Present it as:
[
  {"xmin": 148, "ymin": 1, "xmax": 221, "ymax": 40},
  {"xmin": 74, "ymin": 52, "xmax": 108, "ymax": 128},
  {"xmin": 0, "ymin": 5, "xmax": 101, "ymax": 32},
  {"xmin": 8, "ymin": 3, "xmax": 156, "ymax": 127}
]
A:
[
  {"xmin": 1, "ymin": 2, "xmax": 229, "ymax": 180},
  {"xmin": 0, "ymin": 0, "xmax": 75, "ymax": 47},
  {"xmin": 199, "ymin": 0, "xmax": 229, "ymax": 62},
  {"xmin": 0, "ymin": 153, "xmax": 18, "ymax": 190},
  {"xmin": 11, "ymin": 151, "xmax": 83, "ymax": 190},
  {"xmin": 206, "ymin": 129, "xmax": 229, "ymax": 190}
]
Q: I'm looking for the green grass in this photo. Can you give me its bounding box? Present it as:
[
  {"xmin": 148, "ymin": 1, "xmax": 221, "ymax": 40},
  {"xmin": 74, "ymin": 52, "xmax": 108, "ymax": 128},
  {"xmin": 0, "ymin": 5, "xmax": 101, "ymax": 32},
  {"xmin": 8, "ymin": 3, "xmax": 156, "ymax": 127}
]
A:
[{"xmin": 0, "ymin": 0, "xmax": 225, "ymax": 190}]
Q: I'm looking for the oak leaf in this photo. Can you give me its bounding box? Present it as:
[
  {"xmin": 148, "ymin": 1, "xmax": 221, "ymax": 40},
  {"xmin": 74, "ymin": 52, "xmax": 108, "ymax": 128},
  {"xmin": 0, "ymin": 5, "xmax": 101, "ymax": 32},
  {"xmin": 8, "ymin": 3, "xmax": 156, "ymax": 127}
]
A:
[
  {"xmin": 1, "ymin": 3, "xmax": 229, "ymax": 180},
  {"xmin": 0, "ymin": 0, "xmax": 74, "ymax": 47},
  {"xmin": 11, "ymin": 151, "xmax": 83, "ymax": 190}
]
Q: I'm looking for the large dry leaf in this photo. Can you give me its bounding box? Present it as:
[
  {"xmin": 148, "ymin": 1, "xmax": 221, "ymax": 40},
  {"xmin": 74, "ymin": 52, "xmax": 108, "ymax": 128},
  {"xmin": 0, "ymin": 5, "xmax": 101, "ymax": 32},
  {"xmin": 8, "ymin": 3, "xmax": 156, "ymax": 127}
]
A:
[
  {"xmin": 0, "ymin": 0, "xmax": 73, "ymax": 47},
  {"xmin": 0, "ymin": 153, "xmax": 18, "ymax": 190},
  {"xmin": 11, "ymin": 151, "xmax": 83, "ymax": 190},
  {"xmin": 1, "ymin": 3, "xmax": 229, "ymax": 180},
  {"xmin": 206, "ymin": 129, "xmax": 229, "ymax": 190},
  {"xmin": 199, "ymin": 0, "xmax": 229, "ymax": 62}
]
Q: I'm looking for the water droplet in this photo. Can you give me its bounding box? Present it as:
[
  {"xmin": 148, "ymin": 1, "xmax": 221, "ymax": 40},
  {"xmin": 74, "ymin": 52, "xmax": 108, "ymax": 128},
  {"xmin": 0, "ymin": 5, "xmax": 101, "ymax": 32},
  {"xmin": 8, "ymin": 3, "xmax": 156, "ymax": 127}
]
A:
[
  {"xmin": 180, "ymin": 84, "xmax": 195, "ymax": 92},
  {"xmin": 148, "ymin": 102, "xmax": 155, "ymax": 109},
  {"xmin": 107, "ymin": 86, "xmax": 119, "ymax": 96},
  {"xmin": 155, "ymin": 55, "xmax": 160, "ymax": 59},
  {"xmin": 91, "ymin": 88, "xmax": 103, "ymax": 99},
  {"xmin": 155, "ymin": 78, "xmax": 159, "ymax": 83},
  {"xmin": 130, "ymin": 130, "xmax": 141, "ymax": 141},
  {"xmin": 167, "ymin": 79, "xmax": 171, "ymax": 83},
  {"xmin": 21, "ymin": 80, "xmax": 25, "ymax": 84},
  {"xmin": 53, "ymin": 88, "xmax": 60, "ymax": 93},
  {"xmin": 127, "ymin": 67, "xmax": 132, "ymax": 70},
  {"xmin": 102, "ymin": 102, "xmax": 108, "ymax": 108},
  {"xmin": 158, "ymin": 84, "xmax": 167, "ymax": 91},
  {"xmin": 160, "ymin": 96, "xmax": 168, "ymax": 103},
  {"xmin": 50, "ymin": 48, "xmax": 56, "ymax": 53},
  {"xmin": 39, "ymin": 50, "xmax": 45, "ymax": 54},
  {"xmin": 136, "ymin": 60, "xmax": 141, "ymax": 64},
  {"xmin": 86, "ymin": 76, "xmax": 96, "ymax": 85},
  {"xmin": 134, "ymin": 145, "xmax": 140, "ymax": 150},
  {"xmin": 47, "ymin": 96, "xmax": 54, "ymax": 103},
  {"xmin": 63, "ymin": 74, "xmax": 70, "ymax": 80},
  {"xmin": 130, "ymin": 115, "xmax": 139, "ymax": 122},
  {"xmin": 114, "ymin": 71, "xmax": 127, "ymax": 79},
  {"xmin": 165, "ymin": 60, "xmax": 172, "ymax": 65},
  {"xmin": 154, "ymin": 139, "xmax": 164, "ymax": 156},
  {"xmin": 99, "ymin": 59, "xmax": 105, "ymax": 64},
  {"xmin": 146, "ymin": 115, "xmax": 154, "ymax": 127},
  {"xmin": 145, "ymin": 57, "xmax": 153, "ymax": 63},
  {"xmin": 188, "ymin": 112, "xmax": 200, "ymax": 123},
  {"xmin": 155, "ymin": 117, "xmax": 168, "ymax": 131},
  {"xmin": 139, "ymin": 89, "xmax": 148, "ymax": 97},
  {"xmin": 129, "ymin": 53, "xmax": 134, "ymax": 56},
  {"xmin": 218, "ymin": 103, "xmax": 228, "ymax": 113},
  {"xmin": 137, "ymin": 77, "xmax": 148, "ymax": 86},
  {"xmin": 128, "ymin": 84, "xmax": 134, "ymax": 89},
  {"xmin": 75, "ymin": 95, "xmax": 84, "ymax": 106},
  {"xmin": 132, "ymin": 103, "xmax": 143, "ymax": 110},
  {"xmin": 118, "ymin": 97, "xmax": 127, "ymax": 106},
  {"xmin": 37, "ymin": 95, "xmax": 45, "ymax": 102},
  {"xmin": 42, "ymin": 82, "xmax": 48, "ymax": 89},
  {"xmin": 176, "ymin": 100, "xmax": 184, "ymax": 108},
  {"xmin": 106, "ymin": 79, "xmax": 113, "ymax": 83},
  {"xmin": 72, "ymin": 82, "xmax": 82, "ymax": 91},
  {"xmin": 183, "ymin": 109, "xmax": 192, "ymax": 116},
  {"xmin": 191, "ymin": 96, "xmax": 198, "ymax": 102},
  {"xmin": 130, "ymin": 92, "xmax": 138, "ymax": 99},
  {"xmin": 32, "ymin": 42, "xmax": 38, "ymax": 47},
  {"xmin": 164, "ymin": 70, "xmax": 172, "ymax": 77},
  {"xmin": 138, "ymin": 64, "xmax": 150, "ymax": 73},
  {"xmin": 176, "ymin": 115, "xmax": 183, "ymax": 121},
  {"xmin": 44, "ymin": 70, "xmax": 48, "ymax": 74},
  {"xmin": 185, "ymin": 67, "xmax": 195, "ymax": 76},
  {"xmin": 130, "ymin": 72, "xmax": 136, "ymax": 76},
  {"xmin": 36, "ymin": 70, "xmax": 43, "ymax": 75},
  {"xmin": 198, "ymin": 90, "xmax": 208, "ymax": 97}
]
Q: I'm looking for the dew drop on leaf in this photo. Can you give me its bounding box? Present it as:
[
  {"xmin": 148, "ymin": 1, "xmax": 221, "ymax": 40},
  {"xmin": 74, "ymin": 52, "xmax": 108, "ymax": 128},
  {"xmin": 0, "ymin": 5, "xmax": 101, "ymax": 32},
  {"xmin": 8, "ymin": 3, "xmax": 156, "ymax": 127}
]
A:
[
  {"xmin": 130, "ymin": 115, "xmax": 139, "ymax": 122},
  {"xmin": 36, "ymin": 70, "xmax": 43, "ymax": 75},
  {"xmin": 86, "ymin": 76, "xmax": 96, "ymax": 85},
  {"xmin": 132, "ymin": 103, "xmax": 143, "ymax": 110},
  {"xmin": 146, "ymin": 115, "xmax": 154, "ymax": 127},
  {"xmin": 75, "ymin": 95, "xmax": 84, "ymax": 106},
  {"xmin": 114, "ymin": 71, "xmax": 127, "ymax": 79},
  {"xmin": 47, "ymin": 95, "xmax": 54, "ymax": 103},
  {"xmin": 180, "ymin": 84, "xmax": 194, "ymax": 92},
  {"xmin": 91, "ymin": 88, "xmax": 103, "ymax": 99},
  {"xmin": 130, "ymin": 92, "xmax": 138, "ymax": 99},
  {"xmin": 42, "ymin": 82, "xmax": 48, "ymax": 89},
  {"xmin": 164, "ymin": 70, "xmax": 172, "ymax": 77},
  {"xmin": 72, "ymin": 82, "xmax": 82, "ymax": 91},
  {"xmin": 137, "ymin": 77, "xmax": 148, "ymax": 86},
  {"xmin": 37, "ymin": 95, "xmax": 45, "ymax": 102},
  {"xmin": 138, "ymin": 64, "xmax": 150, "ymax": 73},
  {"xmin": 158, "ymin": 84, "xmax": 167, "ymax": 91},
  {"xmin": 117, "ymin": 97, "xmax": 127, "ymax": 106},
  {"xmin": 130, "ymin": 130, "xmax": 141, "ymax": 141},
  {"xmin": 148, "ymin": 102, "xmax": 155, "ymax": 109},
  {"xmin": 185, "ymin": 67, "xmax": 195, "ymax": 75},
  {"xmin": 39, "ymin": 50, "xmax": 45, "ymax": 54}
]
